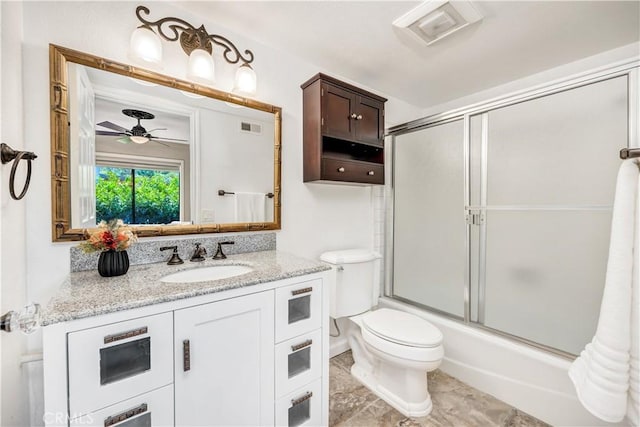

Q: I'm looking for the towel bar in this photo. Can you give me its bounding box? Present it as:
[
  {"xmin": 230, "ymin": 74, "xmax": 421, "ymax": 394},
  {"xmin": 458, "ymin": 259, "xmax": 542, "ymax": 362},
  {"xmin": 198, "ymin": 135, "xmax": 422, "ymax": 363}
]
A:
[
  {"xmin": 620, "ymin": 148, "xmax": 640, "ymax": 159},
  {"xmin": 218, "ymin": 190, "xmax": 274, "ymax": 198}
]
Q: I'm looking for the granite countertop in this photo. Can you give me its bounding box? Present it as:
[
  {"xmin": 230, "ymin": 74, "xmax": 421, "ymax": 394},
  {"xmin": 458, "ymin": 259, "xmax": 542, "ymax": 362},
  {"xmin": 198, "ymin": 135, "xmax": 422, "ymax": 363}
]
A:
[{"xmin": 43, "ymin": 251, "xmax": 331, "ymax": 326}]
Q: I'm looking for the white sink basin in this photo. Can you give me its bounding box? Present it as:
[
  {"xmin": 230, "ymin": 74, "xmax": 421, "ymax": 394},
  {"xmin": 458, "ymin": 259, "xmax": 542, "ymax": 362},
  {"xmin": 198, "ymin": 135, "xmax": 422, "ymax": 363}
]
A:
[{"xmin": 161, "ymin": 265, "xmax": 253, "ymax": 283}]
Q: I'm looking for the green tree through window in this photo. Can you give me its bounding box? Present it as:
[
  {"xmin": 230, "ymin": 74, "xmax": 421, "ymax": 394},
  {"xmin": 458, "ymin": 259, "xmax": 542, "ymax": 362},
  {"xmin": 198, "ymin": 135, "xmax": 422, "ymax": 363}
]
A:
[{"xmin": 96, "ymin": 166, "xmax": 180, "ymax": 224}]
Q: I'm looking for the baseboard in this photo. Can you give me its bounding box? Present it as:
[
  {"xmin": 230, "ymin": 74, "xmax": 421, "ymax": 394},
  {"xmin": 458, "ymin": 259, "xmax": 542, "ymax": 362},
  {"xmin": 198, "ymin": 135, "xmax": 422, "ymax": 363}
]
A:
[{"xmin": 330, "ymin": 336, "xmax": 350, "ymax": 358}]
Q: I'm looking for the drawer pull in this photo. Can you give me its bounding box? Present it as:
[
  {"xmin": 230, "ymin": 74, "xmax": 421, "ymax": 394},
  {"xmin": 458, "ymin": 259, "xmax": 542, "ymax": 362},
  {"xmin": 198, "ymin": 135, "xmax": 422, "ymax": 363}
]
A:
[
  {"xmin": 183, "ymin": 339, "xmax": 191, "ymax": 372},
  {"xmin": 104, "ymin": 403, "xmax": 147, "ymax": 427},
  {"xmin": 291, "ymin": 392, "xmax": 313, "ymax": 407},
  {"xmin": 291, "ymin": 287, "xmax": 313, "ymax": 296},
  {"xmin": 104, "ymin": 327, "xmax": 148, "ymax": 344},
  {"xmin": 337, "ymin": 167, "xmax": 345, "ymax": 173},
  {"xmin": 356, "ymin": 114, "xmax": 363, "ymax": 120},
  {"xmin": 350, "ymin": 113, "xmax": 357, "ymax": 119},
  {"xmin": 367, "ymin": 170, "xmax": 375, "ymax": 176},
  {"xmin": 291, "ymin": 339, "xmax": 313, "ymax": 352}
]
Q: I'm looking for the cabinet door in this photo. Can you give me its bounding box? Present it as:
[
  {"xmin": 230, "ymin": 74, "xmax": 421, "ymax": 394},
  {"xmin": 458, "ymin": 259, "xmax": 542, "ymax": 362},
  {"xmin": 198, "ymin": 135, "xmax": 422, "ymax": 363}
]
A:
[
  {"xmin": 174, "ymin": 291, "xmax": 274, "ymax": 426},
  {"xmin": 354, "ymin": 95, "xmax": 384, "ymax": 145},
  {"xmin": 322, "ymin": 83, "xmax": 356, "ymax": 140}
]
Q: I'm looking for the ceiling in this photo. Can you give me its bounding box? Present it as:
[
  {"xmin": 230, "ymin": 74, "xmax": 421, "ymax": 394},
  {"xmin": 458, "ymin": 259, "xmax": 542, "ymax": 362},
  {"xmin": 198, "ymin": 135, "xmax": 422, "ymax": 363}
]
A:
[{"xmin": 180, "ymin": 1, "xmax": 640, "ymax": 109}]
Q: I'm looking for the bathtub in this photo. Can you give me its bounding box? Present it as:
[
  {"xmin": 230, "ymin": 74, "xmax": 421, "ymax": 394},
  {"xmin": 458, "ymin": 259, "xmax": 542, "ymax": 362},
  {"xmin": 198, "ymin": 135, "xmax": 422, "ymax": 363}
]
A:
[{"xmin": 369, "ymin": 297, "xmax": 630, "ymax": 427}]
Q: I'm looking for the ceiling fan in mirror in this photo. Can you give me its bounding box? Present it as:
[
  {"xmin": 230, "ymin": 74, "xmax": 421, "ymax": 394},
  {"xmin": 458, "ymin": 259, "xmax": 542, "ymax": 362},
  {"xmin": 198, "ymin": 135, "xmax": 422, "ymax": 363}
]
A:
[{"xmin": 96, "ymin": 109, "xmax": 187, "ymax": 145}]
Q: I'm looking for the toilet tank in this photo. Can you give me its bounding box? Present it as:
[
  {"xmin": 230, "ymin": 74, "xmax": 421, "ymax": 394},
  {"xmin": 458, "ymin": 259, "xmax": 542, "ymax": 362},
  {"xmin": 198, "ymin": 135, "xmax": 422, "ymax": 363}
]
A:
[{"xmin": 320, "ymin": 249, "xmax": 381, "ymax": 318}]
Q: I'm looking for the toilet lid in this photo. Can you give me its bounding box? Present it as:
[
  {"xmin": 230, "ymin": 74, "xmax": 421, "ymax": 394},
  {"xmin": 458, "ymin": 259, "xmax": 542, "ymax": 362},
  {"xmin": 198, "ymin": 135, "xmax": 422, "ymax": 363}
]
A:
[{"xmin": 362, "ymin": 309, "xmax": 443, "ymax": 348}]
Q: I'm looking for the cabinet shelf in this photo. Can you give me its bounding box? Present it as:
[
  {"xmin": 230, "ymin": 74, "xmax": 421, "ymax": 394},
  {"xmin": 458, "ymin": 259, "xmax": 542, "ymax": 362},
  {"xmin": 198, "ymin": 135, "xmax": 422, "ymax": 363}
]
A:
[
  {"xmin": 302, "ymin": 73, "xmax": 386, "ymax": 185},
  {"xmin": 323, "ymin": 137, "xmax": 384, "ymax": 164}
]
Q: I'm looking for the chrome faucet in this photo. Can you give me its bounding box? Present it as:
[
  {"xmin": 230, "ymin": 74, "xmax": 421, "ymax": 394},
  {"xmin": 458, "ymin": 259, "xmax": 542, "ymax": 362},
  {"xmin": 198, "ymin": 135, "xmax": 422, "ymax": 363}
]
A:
[
  {"xmin": 212, "ymin": 241, "xmax": 235, "ymax": 260},
  {"xmin": 160, "ymin": 246, "xmax": 184, "ymax": 265},
  {"xmin": 190, "ymin": 243, "xmax": 207, "ymax": 262}
]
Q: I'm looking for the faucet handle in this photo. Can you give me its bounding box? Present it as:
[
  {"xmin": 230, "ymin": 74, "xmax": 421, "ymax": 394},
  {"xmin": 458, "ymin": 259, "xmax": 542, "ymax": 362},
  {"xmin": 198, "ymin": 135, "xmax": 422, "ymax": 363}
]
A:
[
  {"xmin": 213, "ymin": 241, "xmax": 235, "ymax": 260},
  {"xmin": 190, "ymin": 243, "xmax": 207, "ymax": 262},
  {"xmin": 160, "ymin": 246, "xmax": 184, "ymax": 265}
]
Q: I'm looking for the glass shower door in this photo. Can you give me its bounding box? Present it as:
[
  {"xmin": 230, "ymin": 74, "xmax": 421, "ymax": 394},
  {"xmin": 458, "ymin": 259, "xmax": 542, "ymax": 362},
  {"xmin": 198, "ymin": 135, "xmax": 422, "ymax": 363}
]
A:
[
  {"xmin": 393, "ymin": 119, "xmax": 467, "ymax": 318},
  {"xmin": 472, "ymin": 76, "xmax": 628, "ymax": 354}
]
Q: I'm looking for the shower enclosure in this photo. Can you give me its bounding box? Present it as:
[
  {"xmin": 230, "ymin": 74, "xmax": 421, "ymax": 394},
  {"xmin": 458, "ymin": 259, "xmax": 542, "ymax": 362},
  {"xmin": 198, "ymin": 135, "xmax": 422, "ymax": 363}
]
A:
[{"xmin": 389, "ymin": 70, "xmax": 635, "ymax": 357}]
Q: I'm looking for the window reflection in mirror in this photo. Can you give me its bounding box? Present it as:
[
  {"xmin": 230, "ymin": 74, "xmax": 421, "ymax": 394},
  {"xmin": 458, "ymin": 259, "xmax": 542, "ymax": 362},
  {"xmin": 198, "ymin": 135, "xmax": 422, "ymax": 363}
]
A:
[{"xmin": 95, "ymin": 166, "xmax": 181, "ymax": 225}]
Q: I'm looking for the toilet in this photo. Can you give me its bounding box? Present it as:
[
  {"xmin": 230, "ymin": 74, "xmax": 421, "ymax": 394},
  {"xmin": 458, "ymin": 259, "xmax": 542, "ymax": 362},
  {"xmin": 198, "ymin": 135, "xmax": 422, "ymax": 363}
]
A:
[{"xmin": 320, "ymin": 249, "xmax": 444, "ymax": 418}]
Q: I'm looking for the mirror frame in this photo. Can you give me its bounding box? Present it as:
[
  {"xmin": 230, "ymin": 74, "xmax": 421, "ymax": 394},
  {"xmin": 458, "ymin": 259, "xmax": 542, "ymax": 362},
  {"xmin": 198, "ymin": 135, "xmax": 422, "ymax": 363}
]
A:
[{"xmin": 50, "ymin": 44, "xmax": 282, "ymax": 242}]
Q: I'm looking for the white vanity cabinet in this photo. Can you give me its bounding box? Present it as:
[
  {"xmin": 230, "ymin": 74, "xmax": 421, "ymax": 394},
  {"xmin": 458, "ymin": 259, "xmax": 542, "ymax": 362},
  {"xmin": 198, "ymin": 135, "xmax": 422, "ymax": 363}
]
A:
[{"xmin": 42, "ymin": 271, "xmax": 329, "ymax": 427}]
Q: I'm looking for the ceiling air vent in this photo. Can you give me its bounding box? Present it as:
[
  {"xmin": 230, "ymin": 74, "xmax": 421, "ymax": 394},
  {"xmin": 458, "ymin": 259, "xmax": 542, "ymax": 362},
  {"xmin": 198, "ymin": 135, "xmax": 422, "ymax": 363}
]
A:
[
  {"xmin": 240, "ymin": 121, "xmax": 262, "ymax": 135},
  {"xmin": 393, "ymin": 0, "xmax": 483, "ymax": 46}
]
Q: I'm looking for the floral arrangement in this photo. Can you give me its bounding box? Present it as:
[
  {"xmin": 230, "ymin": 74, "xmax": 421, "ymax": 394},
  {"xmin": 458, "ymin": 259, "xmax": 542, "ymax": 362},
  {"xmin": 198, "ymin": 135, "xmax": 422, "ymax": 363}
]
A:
[{"xmin": 79, "ymin": 219, "xmax": 137, "ymax": 253}]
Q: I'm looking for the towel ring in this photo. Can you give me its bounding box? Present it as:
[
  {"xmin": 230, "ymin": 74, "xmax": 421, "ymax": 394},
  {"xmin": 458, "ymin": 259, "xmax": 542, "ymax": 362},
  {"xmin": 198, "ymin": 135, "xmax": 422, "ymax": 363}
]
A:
[{"xmin": 1, "ymin": 143, "xmax": 37, "ymax": 201}]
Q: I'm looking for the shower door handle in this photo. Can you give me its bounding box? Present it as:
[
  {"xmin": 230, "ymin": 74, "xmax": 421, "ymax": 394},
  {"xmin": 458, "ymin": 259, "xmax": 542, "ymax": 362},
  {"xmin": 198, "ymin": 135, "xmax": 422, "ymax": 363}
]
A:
[{"xmin": 466, "ymin": 211, "xmax": 484, "ymax": 226}]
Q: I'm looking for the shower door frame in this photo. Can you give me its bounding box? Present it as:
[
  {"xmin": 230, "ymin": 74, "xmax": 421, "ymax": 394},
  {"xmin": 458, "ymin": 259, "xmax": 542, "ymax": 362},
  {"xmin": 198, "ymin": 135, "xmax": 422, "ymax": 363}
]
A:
[{"xmin": 385, "ymin": 59, "xmax": 640, "ymax": 359}]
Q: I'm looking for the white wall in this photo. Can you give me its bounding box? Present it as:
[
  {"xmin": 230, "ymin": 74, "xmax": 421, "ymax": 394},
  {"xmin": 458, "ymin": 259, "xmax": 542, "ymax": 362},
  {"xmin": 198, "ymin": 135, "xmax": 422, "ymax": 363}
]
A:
[
  {"xmin": 1, "ymin": 2, "xmax": 3, "ymax": 421},
  {"xmin": 198, "ymin": 109, "xmax": 274, "ymax": 223},
  {"xmin": 2, "ymin": 3, "xmax": 422, "ymax": 425},
  {"xmin": 1, "ymin": 2, "xmax": 30, "ymax": 426}
]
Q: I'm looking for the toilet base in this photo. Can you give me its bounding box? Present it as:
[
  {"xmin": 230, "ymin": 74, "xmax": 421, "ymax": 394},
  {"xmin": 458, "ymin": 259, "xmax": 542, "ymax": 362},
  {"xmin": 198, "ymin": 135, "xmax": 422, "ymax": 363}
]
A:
[
  {"xmin": 345, "ymin": 311, "xmax": 442, "ymax": 418},
  {"xmin": 351, "ymin": 361, "xmax": 433, "ymax": 418}
]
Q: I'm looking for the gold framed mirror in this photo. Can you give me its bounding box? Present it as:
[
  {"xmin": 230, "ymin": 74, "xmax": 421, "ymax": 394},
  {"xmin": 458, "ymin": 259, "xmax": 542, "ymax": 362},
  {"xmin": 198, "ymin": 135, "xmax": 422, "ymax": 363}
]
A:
[{"xmin": 50, "ymin": 44, "xmax": 281, "ymax": 242}]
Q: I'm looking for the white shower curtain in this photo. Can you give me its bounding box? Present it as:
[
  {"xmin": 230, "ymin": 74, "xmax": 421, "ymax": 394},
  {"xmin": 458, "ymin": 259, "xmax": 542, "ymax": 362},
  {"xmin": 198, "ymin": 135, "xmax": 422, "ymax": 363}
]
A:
[{"xmin": 569, "ymin": 158, "xmax": 639, "ymax": 424}]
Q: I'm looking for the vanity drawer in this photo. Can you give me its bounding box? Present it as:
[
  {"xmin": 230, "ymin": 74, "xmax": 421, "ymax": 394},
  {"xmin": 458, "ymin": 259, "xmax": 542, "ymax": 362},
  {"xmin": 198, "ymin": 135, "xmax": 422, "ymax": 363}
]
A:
[
  {"xmin": 70, "ymin": 384, "xmax": 173, "ymax": 427},
  {"xmin": 67, "ymin": 312, "xmax": 173, "ymax": 417},
  {"xmin": 275, "ymin": 279, "xmax": 322, "ymax": 342},
  {"xmin": 275, "ymin": 329, "xmax": 322, "ymax": 397},
  {"xmin": 321, "ymin": 158, "xmax": 384, "ymax": 184},
  {"xmin": 275, "ymin": 379, "xmax": 322, "ymax": 427}
]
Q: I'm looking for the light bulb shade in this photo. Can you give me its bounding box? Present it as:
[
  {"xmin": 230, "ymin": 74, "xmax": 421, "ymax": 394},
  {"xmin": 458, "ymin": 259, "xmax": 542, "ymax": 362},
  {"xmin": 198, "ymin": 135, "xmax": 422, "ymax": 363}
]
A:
[
  {"xmin": 187, "ymin": 49, "xmax": 216, "ymax": 85},
  {"xmin": 129, "ymin": 26, "xmax": 163, "ymax": 65},
  {"xmin": 233, "ymin": 63, "xmax": 257, "ymax": 96},
  {"xmin": 179, "ymin": 90, "xmax": 206, "ymax": 99},
  {"xmin": 130, "ymin": 136, "xmax": 149, "ymax": 144}
]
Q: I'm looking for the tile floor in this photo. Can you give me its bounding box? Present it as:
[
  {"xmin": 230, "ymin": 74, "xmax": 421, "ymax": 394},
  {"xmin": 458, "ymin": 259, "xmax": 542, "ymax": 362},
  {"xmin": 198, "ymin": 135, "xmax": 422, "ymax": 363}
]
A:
[{"xmin": 329, "ymin": 351, "xmax": 550, "ymax": 427}]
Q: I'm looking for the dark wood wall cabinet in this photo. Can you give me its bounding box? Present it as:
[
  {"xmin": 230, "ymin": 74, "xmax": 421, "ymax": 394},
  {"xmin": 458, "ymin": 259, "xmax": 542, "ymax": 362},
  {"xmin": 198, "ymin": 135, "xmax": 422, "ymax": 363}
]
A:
[{"xmin": 301, "ymin": 73, "xmax": 387, "ymax": 185}]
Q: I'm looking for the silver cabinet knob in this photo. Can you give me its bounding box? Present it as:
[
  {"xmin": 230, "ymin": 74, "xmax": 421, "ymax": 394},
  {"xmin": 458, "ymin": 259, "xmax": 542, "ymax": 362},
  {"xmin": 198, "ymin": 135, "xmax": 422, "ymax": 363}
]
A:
[
  {"xmin": 350, "ymin": 113, "xmax": 357, "ymax": 119},
  {"xmin": 367, "ymin": 170, "xmax": 375, "ymax": 176},
  {"xmin": 356, "ymin": 114, "xmax": 363, "ymax": 120},
  {"xmin": 337, "ymin": 167, "xmax": 345, "ymax": 173}
]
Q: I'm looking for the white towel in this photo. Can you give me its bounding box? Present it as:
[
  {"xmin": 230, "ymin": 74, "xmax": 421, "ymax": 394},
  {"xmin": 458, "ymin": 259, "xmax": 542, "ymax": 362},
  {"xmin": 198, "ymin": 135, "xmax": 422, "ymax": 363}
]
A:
[
  {"xmin": 234, "ymin": 192, "xmax": 266, "ymax": 222},
  {"xmin": 569, "ymin": 159, "xmax": 640, "ymax": 424}
]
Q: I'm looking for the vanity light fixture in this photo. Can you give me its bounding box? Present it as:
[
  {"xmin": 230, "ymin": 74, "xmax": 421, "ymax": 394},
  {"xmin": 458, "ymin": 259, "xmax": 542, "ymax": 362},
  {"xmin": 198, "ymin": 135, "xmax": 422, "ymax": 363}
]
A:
[{"xmin": 129, "ymin": 5, "xmax": 257, "ymax": 95}]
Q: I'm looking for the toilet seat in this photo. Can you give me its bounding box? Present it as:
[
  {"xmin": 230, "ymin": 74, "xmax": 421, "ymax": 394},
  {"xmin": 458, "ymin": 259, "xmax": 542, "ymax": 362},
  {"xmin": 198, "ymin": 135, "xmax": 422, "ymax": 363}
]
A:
[
  {"xmin": 362, "ymin": 308, "xmax": 443, "ymax": 348},
  {"xmin": 358, "ymin": 309, "xmax": 444, "ymax": 363}
]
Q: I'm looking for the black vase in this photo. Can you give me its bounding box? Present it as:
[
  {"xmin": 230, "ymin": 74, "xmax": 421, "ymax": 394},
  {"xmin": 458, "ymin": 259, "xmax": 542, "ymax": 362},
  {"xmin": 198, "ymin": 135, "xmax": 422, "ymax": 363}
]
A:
[{"xmin": 98, "ymin": 250, "xmax": 130, "ymax": 277}]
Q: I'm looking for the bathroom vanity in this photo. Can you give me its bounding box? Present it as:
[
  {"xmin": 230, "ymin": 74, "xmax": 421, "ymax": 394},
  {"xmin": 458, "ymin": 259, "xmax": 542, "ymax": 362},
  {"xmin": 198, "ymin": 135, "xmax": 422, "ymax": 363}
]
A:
[{"xmin": 41, "ymin": 251, "xmax": 330, "ymax": 427}]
